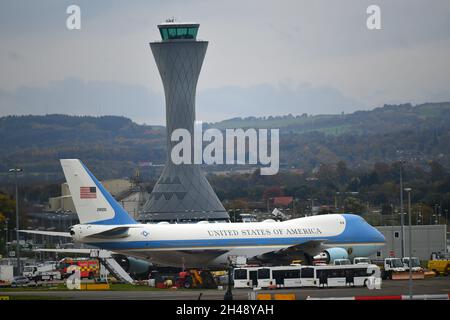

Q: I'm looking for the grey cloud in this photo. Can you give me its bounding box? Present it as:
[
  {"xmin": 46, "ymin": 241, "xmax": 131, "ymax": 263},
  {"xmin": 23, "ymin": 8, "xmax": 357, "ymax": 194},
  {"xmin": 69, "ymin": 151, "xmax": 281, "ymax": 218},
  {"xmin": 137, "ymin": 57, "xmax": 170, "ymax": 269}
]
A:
[
  {"xmin": 0, "ymin": 0, "xmax": 450, "ymax": 118},
  {"xmin": 198, "ymin": 82, "xmax": 363, "ymax": 122},
  {"xmin": 0, "ymin": 78, "xmax": 363, "ymax": 125},
  {"xmin": 0, "ymin": 78, "xmax": 165, "ymax": 124}
]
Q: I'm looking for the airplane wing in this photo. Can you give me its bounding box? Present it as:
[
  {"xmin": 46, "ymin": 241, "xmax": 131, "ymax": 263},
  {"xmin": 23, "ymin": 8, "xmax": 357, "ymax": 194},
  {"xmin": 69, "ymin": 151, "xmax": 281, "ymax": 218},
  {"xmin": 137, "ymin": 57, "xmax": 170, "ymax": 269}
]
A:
[
  {"xmin": 278, "ymin": 240, "xmax": 324, "ymax": 255},
  {"xmin": 19, "ymin": 229, "xmax": 72, "ymax": 238},
  {"xmin": 255, "ymin": 240, "xmax": 325, "ymax": 263},
  {"xmin": 34, "ymin": 248, "xmax": 121, "ymax": 257}
]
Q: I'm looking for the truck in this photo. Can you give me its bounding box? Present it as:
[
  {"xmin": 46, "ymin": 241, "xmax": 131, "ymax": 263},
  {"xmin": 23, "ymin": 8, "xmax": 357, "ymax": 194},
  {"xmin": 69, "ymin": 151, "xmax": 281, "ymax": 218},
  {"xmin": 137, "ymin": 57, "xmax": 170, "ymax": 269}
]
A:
[
  {"xmin": 23, "ymin": 264, "xmax": 61, "ymax": 281},
  {"xmin": 380, "ymin": 258, "xmax": 407, "ymax": 280},
  {"xmin": 56, "ymin": 258, "xmax": 100, "ymax": 279},
  {"xmin": 402, "ymin": 257, "xmax": 423, "ymax": 272},
  {"xmin": 402, "ymin": 257, "xmax": 425, "ymax": 279}
]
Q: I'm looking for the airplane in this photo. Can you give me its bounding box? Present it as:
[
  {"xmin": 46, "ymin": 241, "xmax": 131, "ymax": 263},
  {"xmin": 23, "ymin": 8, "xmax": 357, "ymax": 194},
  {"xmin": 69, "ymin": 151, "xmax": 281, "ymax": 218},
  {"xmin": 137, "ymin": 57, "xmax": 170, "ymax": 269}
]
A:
[{"xmin": 24, "ymin": 159, "xmax": 386, "ymax": 269}]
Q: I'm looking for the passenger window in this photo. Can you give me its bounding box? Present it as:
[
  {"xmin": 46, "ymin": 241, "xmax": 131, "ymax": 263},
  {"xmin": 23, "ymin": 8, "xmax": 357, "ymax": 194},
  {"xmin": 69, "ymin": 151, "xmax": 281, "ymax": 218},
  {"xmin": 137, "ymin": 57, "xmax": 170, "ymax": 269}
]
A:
[
  {"xmin": 302, "ymin": 268, "xmax": 314, "ymax": 278},
  {"xmin": 258, "ymin": 268, "xmax": 270, "ymax": 279},
  {"xmin": 234, "ymin": 269, "xmax": 247, "ymax": 280}
]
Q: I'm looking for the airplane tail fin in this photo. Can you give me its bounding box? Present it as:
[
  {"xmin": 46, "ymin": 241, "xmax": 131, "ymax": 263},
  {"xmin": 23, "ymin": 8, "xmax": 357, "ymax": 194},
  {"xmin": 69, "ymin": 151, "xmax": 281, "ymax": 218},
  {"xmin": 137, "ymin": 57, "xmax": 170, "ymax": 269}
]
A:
[{"xmin": 60, "ymin": 159, "xmax": 137, "ymax": 225}]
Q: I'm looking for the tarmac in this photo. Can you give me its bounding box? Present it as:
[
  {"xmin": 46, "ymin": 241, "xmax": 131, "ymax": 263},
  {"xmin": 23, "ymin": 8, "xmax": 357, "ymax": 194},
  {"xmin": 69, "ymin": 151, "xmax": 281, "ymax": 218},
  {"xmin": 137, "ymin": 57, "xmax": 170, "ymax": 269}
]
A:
[{"xmin": 0, "ymin": 277, "xmax": 448, "ymax": 300}]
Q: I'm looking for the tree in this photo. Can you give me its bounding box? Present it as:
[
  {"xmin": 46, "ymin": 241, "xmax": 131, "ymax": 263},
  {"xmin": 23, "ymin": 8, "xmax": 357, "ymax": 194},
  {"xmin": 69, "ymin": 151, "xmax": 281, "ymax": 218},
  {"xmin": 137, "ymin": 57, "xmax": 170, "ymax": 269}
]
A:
[
  {"xmin": 429, "ymin": 161, "xmax": 446, "ymax": 182},
  {"xmin": 0, "ymin": 193, "xmax": 15, "ymax": 222},
  {"xmin": 343, "ymin": 197, "xmax": 365, "ymax": 214},
  {"xmin": 336, "ymin": 161, "xmax": 349, "ymax": 185}
]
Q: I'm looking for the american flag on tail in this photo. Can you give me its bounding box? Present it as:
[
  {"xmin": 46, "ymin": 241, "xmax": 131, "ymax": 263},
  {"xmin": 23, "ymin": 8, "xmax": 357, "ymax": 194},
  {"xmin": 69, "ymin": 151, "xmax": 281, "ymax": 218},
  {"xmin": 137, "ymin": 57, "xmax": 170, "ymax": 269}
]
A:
[{"xmin": 80, "ymin": 187, "xmax": 97, "ymax": 199}]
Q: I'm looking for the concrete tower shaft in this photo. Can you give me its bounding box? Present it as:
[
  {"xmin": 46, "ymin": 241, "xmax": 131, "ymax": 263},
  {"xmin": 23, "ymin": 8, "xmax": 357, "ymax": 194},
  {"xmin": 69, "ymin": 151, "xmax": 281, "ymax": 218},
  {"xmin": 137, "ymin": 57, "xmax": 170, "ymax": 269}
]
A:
[
  {"xmin": 150, "ymin": 40, "xmax": 207, "ymax": 160},
  {"xmin": 142, "ymin": 22, "xmax": 229, "ymax": 222}
]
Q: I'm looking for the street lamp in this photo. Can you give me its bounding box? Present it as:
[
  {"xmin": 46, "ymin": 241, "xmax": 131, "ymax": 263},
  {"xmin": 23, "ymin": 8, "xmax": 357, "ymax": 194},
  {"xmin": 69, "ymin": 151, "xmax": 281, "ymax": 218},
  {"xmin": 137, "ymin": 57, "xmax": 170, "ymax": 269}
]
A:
[
  {"xmin": 307, "ymin": 198, "xmax": 317, "ymax": 216},
  {"xmin": 404, "ymin": 187, "xmax": 413, "ymax": 300},
  {"xmin": 399, "ymin": 162, "xmax": 405, "ymax": 258},
  {"xmin": 3, "ymin": 218, "xmax": 9, "ymax": 257},
  {"xmin": 8, "ymin": 167, "xmax": 22, "ymax": 275}
]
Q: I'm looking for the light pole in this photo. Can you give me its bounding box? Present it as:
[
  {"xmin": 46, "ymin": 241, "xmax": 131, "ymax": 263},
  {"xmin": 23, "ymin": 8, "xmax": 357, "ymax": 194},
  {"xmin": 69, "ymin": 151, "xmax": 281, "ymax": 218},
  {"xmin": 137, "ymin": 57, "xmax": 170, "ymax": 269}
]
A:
[
  {"xmin": 446, "ymin": 209, "xmax": 449, "ymax": 253},
  {"xmin": 399, "ymin": 162, "xmax": 405, "ymax": 258},
  {"xmin": 307, "ymin": 198, "xmax": 317, "ymax": 216},
  {"xmin": 4, "ymin": 218, "xmax": 9, "ymax": 256},
  {"xmin": 404, "ymin": 187, "xmax": 413, "ymax": 300},
  {"xmin": 8, "ymin": 168, "xmax": 22, "ymax": 275}
]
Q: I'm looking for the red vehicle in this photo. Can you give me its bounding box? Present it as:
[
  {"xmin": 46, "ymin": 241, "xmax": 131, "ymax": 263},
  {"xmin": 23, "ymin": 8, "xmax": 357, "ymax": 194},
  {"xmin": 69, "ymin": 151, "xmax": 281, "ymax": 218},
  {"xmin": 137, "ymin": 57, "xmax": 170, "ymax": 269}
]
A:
[{"xmin": 56, "ymin": 258, "xmax": 100, "ymax": 279}]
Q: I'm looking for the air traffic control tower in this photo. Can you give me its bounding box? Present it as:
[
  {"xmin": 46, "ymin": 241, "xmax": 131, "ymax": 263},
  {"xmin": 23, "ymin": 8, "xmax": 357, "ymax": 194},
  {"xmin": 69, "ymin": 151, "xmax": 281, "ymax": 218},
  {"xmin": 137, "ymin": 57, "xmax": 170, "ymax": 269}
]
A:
[{"xmin": 141, "ymin": 21, "xmax": 230, "ymax": 223}]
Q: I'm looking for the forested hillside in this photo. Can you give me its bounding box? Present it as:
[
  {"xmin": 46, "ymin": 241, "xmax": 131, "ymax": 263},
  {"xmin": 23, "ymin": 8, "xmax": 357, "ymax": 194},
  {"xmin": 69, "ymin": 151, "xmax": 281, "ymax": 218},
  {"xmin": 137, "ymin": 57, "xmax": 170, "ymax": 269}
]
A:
[{"xmin": 0, "ymin": 102, "xmax": 449, "ymax": 182}]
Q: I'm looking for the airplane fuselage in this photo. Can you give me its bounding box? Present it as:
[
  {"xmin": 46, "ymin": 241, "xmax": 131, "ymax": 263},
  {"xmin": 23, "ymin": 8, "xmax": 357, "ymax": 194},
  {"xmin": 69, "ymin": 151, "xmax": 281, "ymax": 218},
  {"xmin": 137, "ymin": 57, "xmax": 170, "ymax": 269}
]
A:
[{"xmin": 71, "ymin": 214, "xmax": 385, "ymax": 268}]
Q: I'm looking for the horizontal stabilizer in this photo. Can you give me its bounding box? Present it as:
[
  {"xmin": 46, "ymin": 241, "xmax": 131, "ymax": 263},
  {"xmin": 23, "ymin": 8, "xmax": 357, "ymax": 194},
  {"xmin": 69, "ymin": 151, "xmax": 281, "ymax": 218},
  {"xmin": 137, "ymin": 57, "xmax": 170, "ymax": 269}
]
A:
[
  {"xmin": 19, "ymin": 229, "xmax": 72, "ymax": 238},
  {"xmin": 85, "ymin": 226, "xmax": 135, "ymax": 239},
  {"xmin": 34, "ymin": 248, "xmax": 93, "ymax": 254}
]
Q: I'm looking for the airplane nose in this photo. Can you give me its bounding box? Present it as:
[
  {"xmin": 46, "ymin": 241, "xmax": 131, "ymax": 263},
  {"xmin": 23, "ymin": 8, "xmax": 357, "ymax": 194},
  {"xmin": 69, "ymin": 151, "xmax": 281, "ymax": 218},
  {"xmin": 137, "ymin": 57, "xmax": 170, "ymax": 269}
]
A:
[{"xmin": 371, "ymin": 225, "xmax": 385, "ymax": 243}]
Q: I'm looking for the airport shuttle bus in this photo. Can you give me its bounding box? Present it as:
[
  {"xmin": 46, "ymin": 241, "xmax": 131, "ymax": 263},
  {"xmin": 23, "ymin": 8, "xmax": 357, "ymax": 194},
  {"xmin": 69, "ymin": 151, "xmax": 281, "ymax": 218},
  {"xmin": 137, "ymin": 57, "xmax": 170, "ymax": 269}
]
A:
[
  {"xmin": 314, "ymin": 264, "xmax": 380, "ymax": 288},
  {"xmin": 234, "ymin": 264, "xmax": 380, "ymax": 289},
  {"xmin": 233, "ymin": 267, "xmax": 260, "ymax": 288}
]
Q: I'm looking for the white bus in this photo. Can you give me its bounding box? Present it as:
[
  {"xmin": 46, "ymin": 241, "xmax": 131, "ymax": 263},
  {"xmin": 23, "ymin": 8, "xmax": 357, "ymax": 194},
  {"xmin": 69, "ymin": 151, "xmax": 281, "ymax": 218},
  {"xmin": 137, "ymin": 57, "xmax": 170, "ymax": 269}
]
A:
[
  {"xmin": 234, "ymin": 264, "xmax": 380, "ymax": 289},
  {"xmin": 314, "ymin": 264, "xmax": 380, "ymax": 288},
  {"xmin": 257, "ymin": 266, "xmax": 303, "ymax": 288},
  {"xmin": 233, "ymin": 267, "xmax": 260, "ymax": 288},
  {"xmin": 256, "ymin": 265, "xmax": 314, "ymax": 288}
]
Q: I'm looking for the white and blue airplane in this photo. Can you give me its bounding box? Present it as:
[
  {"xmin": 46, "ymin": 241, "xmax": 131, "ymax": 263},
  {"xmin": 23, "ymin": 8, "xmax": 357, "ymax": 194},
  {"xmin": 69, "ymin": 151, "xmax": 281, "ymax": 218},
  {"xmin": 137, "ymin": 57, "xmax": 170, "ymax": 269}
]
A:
[{"xmin": 29, "ymin": 159, "xmax": 386, "ymax": 269}]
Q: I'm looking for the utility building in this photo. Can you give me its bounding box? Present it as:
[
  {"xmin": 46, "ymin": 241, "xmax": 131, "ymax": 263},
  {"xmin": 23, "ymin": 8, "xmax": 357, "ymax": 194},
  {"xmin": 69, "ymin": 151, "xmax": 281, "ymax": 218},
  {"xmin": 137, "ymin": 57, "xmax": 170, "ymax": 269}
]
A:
[
  {"xmin": 371, "ymin": 225, "xmax": 447, "ymax": 260},
  {"xmin": 141, "ymin": 21, "xmax": 229, "ymax": 223}
]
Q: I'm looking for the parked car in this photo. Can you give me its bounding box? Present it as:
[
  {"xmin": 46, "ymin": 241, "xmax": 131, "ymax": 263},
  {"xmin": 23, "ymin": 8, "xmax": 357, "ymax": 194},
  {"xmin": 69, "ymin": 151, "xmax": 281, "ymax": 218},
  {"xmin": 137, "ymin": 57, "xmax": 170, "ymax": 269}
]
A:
[{"xmin": 11, "ymin": 276, "xmax": 30, "ymax": 287}]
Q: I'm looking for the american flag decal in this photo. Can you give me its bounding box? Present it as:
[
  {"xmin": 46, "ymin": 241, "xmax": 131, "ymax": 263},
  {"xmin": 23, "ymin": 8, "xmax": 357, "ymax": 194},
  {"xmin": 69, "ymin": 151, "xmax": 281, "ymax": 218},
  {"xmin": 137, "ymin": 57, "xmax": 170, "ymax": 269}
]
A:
[{"xmin": 80, "ymin": 187, "xmax": 97, "ymax": 199}]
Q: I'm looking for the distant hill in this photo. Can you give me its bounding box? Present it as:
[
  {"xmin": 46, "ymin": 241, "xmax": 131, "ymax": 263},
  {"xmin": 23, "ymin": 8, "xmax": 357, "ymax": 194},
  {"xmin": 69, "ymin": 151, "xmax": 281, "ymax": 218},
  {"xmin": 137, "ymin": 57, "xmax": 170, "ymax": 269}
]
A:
[
  {"xmin": 210, "ymin": 102, "xmax": 450, "ymax": 170},
  {"xmin": 0, "ymin": 102, "xmax": 449, "ymax": 182},
  {"xmin": 0, "ymin": 115, "xmax": 166, "ymax": 181},
  {"xmin": 210, "ymin": 102, "xmax": 450, "ymax": 134}
]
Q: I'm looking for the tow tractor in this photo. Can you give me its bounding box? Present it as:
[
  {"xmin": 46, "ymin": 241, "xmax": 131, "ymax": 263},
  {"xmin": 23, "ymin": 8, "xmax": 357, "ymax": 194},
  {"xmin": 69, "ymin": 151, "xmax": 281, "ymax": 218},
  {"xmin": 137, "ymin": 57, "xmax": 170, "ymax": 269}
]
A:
[
  {"xmin": 402, "ymin": 257, "xmax": 423, "ymax": 272},
  {"xmin": 176, "ymin": 270, "xmax": 218, "ymax": 289},
  {"xmin": 427, "ymin": 253, "xmax": 449, "ymax": 276},
  {"xmin": 401, "ymin": 257, "xmax": 425, "ymax": 279},
  {"xmin": 380, "ymin": 258, "xmax": 407, "ymax": 280}
]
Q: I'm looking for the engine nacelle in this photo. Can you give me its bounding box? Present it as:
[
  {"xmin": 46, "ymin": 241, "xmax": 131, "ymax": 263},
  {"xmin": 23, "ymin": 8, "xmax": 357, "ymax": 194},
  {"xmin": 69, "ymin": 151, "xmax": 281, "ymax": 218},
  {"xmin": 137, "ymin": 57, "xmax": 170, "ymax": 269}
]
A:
[
  {"xmin": 115, "ymin": 255, "xmax": 152, "ymax": 276},
  {"xmin": 321, "ymin": 247, "xmax": 349, "ymax": 264}
]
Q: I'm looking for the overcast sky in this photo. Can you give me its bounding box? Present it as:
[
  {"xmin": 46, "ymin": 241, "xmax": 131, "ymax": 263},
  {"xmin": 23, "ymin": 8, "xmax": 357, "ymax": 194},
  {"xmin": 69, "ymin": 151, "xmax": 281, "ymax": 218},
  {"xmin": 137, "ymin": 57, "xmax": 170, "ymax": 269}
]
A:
[{"xmin": 1, "ymin": 0, "xmax": 450, "ymax": 125}]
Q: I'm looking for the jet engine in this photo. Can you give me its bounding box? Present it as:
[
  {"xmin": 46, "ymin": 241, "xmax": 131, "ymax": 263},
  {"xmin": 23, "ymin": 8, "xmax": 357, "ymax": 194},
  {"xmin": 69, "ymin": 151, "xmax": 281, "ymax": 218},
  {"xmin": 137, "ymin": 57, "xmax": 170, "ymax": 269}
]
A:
[
  {"xmin": 315, "ymin": 247, "xmax": 349, "ymax": 264},
  {"xmin": 115, "ymin": 255, "xmax": 152, "ymax": 278}
]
